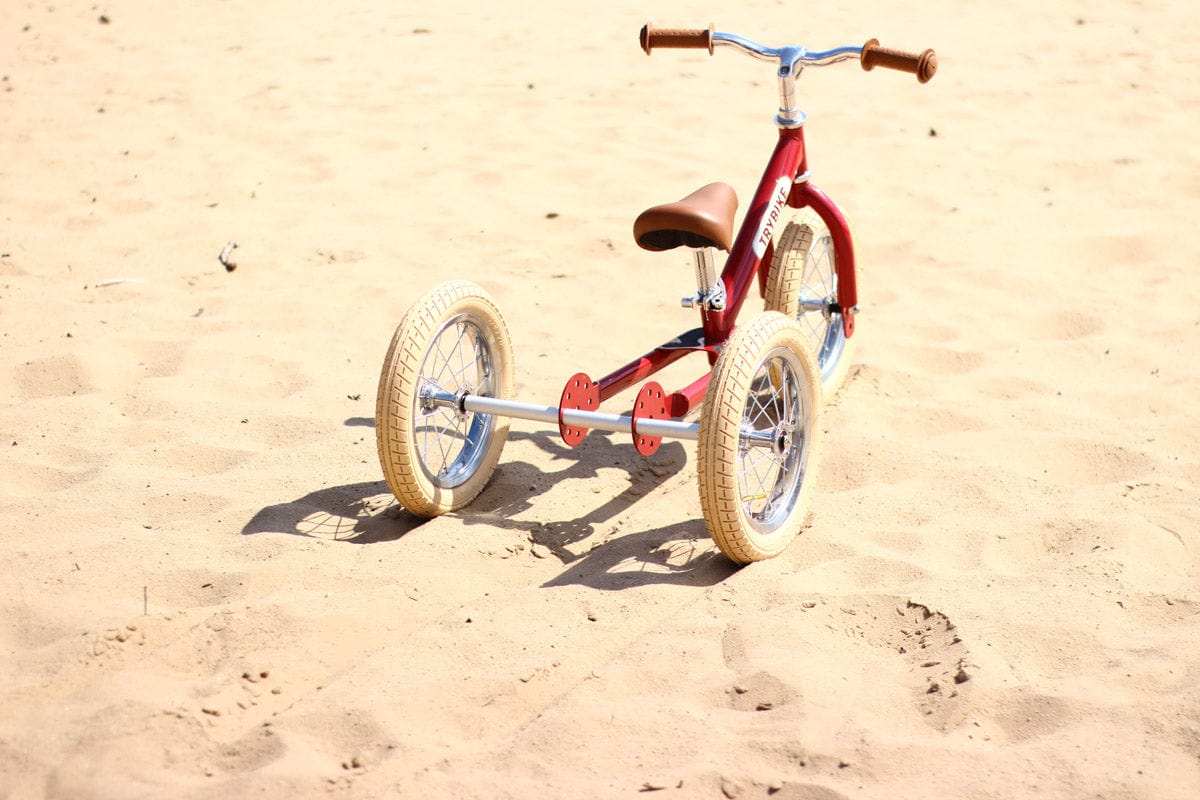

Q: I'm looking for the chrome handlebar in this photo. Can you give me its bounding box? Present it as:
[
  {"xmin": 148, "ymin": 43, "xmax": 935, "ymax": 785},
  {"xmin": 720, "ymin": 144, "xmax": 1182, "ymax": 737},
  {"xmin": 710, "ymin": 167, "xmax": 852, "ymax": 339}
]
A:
[
  {"xmin": 640, "ymin": 25, "xmax": 937, "ymax": 127},
  {"xmin": 710, "ymin": 31, "xmax": 865, "ymax": 128},
  {"xmin": 710, "ymin": 32, "xmax": 863, "ymax": 76}
]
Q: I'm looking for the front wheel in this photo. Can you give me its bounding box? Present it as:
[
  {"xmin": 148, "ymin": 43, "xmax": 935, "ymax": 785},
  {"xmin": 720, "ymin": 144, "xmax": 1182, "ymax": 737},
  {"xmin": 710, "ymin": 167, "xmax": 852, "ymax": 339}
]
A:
[
  {"xmin": 698, "ymin": 312, "xmax": 824, "ymax": 564},
  {"xmin": 765, "ymin": 209, "xmax": 856, "ymax": 398},
  {"xmin": 375, "ymin": 280, "xmax": 514, "ymax": 517}
]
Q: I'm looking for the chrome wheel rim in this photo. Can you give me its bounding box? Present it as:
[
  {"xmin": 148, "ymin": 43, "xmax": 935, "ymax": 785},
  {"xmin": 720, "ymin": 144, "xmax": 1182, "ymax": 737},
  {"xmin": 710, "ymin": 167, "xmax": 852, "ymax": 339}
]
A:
[
  {"xmin": 737, "ymin": 345, "xmax": 812, "ymax": 533},
  {"xmin": 795, "ymin": 230, "xmax": 847, "ymax": 384},
  {"xmin": 413, "ymin": 313, "xmax": 497, "ymax": 488}
]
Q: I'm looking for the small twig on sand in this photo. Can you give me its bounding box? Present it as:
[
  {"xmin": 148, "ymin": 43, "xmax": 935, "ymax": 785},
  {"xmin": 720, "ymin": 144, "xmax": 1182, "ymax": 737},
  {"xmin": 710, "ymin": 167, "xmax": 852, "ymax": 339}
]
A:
[
  {"xmin": 218, "ymin": 242, "xmax": 238, "ymax": 271},
  {"xmin": 94, "ymin": 278, "xmax": 148, "ymax": 287}
]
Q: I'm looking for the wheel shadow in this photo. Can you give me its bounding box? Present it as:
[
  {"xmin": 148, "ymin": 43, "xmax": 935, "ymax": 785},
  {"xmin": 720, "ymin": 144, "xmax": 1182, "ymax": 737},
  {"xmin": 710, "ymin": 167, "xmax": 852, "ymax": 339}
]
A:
[
  {"xmin": 540, "ymin": 520, "xmax": 739, "ymax": 590},
  {"xmin": 463, "ymin": 429, "xmax": 737, "ymax": 587},
  {"xmin": 240, "ymin": 424, "xmax": 737, "ymax": 587},
  {"xmin": 239, "ymin": 425, "xmax": 685, "ymax": 549},
  {"xmin": 461, "ymin": 428, "xmax": 683, "ymax": 553},
  {"xmin": 240, "ymin": 479, "xmax": 425, "ymax": 544}
]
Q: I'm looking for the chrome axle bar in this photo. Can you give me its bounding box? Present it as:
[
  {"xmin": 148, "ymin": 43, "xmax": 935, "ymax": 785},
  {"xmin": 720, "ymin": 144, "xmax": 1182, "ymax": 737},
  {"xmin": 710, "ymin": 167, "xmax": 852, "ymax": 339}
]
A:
[
  {"xmin": 425, "ymin": 388, "xmax": 699, "ymax": 441},
  {"xmin": 422, "ymin": 387, "xmax": 778, "ymax": 448}
]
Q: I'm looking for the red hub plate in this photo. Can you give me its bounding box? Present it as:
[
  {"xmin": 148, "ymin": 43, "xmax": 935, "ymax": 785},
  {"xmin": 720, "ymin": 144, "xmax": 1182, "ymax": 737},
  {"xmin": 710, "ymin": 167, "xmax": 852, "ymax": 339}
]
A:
[
  {"xmin": 558, "ymin": 373, "xmax": 600, "ymax": 447},
  {"xmin": 631, "ymin": 381, "xmax": 668, "ymax": 456}
]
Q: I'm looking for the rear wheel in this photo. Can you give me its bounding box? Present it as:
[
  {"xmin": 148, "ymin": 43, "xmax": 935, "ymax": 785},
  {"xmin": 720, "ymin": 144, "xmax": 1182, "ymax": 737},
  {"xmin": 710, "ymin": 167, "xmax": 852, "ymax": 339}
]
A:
[
  {"xmin": 698, "ymin": 312, "xmax": 823, "ymax": 563},
  {"xmin": 765, "ymin": 209, "xmax": 856, "ymax": 398},
  {"xmin": 376, "ymin": 280, "xmax": 513, "ymax": 517}
]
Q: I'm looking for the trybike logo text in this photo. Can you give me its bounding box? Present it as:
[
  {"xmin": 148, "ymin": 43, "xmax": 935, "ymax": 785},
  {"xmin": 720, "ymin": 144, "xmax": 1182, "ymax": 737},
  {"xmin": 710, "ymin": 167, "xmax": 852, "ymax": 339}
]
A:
[{"xmin": 752, "ymin": 176, "xmax": 793, "ymax": 259}]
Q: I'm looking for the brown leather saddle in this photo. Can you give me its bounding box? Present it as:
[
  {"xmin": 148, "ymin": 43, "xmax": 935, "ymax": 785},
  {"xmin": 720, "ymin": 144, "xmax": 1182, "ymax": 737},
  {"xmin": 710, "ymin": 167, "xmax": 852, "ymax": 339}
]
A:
[{"xmin": 633, "ymin": 182, "xmax": 738, "ymax": 252}]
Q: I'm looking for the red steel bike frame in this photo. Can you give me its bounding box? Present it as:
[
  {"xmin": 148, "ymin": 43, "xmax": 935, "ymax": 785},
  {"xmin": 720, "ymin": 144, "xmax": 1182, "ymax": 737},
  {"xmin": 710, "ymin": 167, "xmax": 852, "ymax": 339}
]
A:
[{"xmin": 596, "ymin": 125, "xmax": 857, "ymax": 418}]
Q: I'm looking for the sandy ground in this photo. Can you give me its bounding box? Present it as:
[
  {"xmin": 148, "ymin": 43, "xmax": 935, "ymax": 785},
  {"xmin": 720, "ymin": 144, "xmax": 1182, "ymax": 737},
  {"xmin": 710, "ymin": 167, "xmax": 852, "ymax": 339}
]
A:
[{"xmin": 3, "ymin": 1, "xmax": 1199, "ymax": 797}]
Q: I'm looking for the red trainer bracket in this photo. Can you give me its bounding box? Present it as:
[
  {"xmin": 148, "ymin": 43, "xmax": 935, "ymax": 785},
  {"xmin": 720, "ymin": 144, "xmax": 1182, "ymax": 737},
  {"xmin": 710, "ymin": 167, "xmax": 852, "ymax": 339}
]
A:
[
  {"xmin": 558, "ymin": 372, "xmax": 600, "ymax": 447},
  {"xmin": 631, "ymin": 381, "xmax": 669, "ymax": 456}
]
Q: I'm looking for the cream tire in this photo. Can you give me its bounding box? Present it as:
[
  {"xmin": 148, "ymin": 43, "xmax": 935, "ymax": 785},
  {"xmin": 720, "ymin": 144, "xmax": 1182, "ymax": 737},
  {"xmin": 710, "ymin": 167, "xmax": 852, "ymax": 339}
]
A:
[
  {"xmin": 765, "ymin": 209, "xmax": 857, "ymax": 398},
  {"xmin": 376, "ymin": 280, "xmax": 513, "ymax": 517},
  {"xmin": 698, "ymin": 312, "xmax": 823, "ymax": 563}
]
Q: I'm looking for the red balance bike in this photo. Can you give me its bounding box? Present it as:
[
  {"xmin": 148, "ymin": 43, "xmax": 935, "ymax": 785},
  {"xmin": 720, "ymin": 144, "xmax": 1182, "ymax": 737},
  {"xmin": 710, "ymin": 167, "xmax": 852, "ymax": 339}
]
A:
[{"xmin": 375, "ymin": 24, "xmax": 937, "ymax": 563}]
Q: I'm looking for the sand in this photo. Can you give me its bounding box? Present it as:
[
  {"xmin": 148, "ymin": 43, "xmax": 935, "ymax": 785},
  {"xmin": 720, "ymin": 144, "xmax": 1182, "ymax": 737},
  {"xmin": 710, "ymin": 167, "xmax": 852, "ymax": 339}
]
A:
[{"xmin": 2, "ymin": 1, "xmax": 1198, "ymax": 797}]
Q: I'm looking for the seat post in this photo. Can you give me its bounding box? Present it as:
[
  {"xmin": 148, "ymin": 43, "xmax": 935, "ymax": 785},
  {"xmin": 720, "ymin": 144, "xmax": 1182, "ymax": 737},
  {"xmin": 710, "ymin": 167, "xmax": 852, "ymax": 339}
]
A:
[
  {"xmin": 682, "ymin": 247, "xmax": 726, "ymax": 311},
  {"xmin": 694, "ymin": 247, "xmax": 717, "ymax": 296}
]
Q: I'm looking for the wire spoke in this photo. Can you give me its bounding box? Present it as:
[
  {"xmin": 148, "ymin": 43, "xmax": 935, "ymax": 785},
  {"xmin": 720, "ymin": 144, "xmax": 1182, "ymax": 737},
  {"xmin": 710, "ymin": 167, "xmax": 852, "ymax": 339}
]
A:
[
  {"xmin": 804, "ymin": 235, "xmax": 833, "ymax": 293},
  {"xmin": 746, "ymin": 378, "xmax": 777, "ymax": 429},
  {"xmin": 431, "ymin": 322, "xmax": 467, "ymax": 390},
  {"xmin": 471, "ymin": 334, "xmax": 490, "ymax": 396},
  {"xmin": 741, "ymin": 446, "xmax": 778, "ymax": 508},
  {"xmin": 420, "ymin": 322, "xmax": 481, "ymax": 476},
  {"xmin": 408, "ymin": 312, "xmax": 500, "ymax": 488},
  {"xmin": 736, "ymin": 351, "xmax": 805, "ymax": 524},
  {"xmin": 432, "ymin": 414, "xmax": 454, "ymax": 473},
  {"xmin": 450, "ymin": 326, "xmax": 471, "ymax": 388},
  {"xmin": 769, "ymin": 371, "xmax": 786, "ymax": 425}
]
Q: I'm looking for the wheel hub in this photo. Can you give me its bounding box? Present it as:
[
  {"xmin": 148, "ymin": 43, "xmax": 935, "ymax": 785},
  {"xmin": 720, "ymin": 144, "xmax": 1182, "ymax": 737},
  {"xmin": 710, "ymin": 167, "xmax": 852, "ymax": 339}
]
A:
[
  {"xmin": 773, "ymin": 425, "xmax": 793, "ymax": 456},
  {"xmin": 417, "ymin": 382, "xmax": 440, "ymax": 415}
]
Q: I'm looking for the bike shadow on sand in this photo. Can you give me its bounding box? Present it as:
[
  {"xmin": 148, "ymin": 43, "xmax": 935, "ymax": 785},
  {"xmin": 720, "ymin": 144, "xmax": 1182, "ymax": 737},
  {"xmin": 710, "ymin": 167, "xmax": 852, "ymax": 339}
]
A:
[
  {"xmin": 241, "ymin": 424, "xmax": 736, "ymax": 586},
  {"xmin": 240, "ymin": 477, "xmax": 425, "ymax": 544},
  {"xmin": 538, "ymin": 518, "xmax": 738, "ymax": 590},
  {"xmin": 459, "ymin": 428, "xmax": 738, "ymax": 588}
]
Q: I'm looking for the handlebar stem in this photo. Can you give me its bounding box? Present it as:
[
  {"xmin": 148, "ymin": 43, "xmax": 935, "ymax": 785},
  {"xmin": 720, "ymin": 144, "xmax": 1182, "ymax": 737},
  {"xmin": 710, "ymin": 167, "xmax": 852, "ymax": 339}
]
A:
[{"xmin": 711, "ymin": 31, "xmax": 863, "ymax": 128}]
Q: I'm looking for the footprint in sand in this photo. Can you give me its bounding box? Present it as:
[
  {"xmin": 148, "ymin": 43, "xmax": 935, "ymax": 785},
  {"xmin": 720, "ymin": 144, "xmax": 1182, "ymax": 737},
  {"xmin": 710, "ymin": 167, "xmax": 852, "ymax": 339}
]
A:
[
  {"xmin": 888, "ymin": 600, "xmax": 973, "ymax": 728},
  {"xmin": 199, "ymin": 667, "xmax": 282, "ymax": 723},
  {"xmin": 719, "ymin": 595, "xmax": 974, "ymax": 730},
  {"xmin": 83, "ymin": 623, "xmax": 147, "ymax": 663},
  {"xmin": 796, "ymin": 596, "xmax": 974, "ymax": 730},
  {"xmin": 726, "ymin": 670, "xmax": 797, "ymax": 713}
]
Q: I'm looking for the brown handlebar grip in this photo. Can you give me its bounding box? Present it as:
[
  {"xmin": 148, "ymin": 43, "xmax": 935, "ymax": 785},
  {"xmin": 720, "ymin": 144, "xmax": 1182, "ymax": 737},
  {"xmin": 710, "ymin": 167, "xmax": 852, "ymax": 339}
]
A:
[
  {"xmin": 861, "ymin": 38, "xmax": 937, "ymax": 83},
  {"xmin": 639, "ymin": 23, "xmax": 715, "ymax": 55}
]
